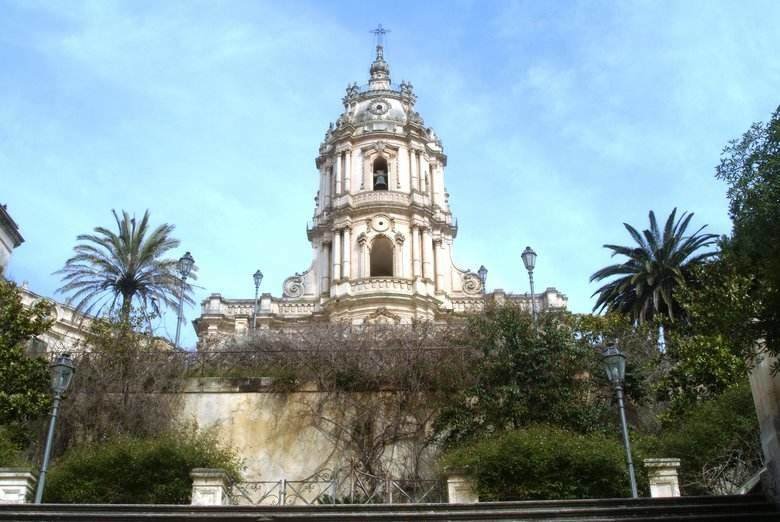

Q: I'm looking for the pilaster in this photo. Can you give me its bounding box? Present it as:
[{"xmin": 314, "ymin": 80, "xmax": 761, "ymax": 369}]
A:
[
  {"xmin": 422, "ymin": 227, "xmax": 434, "ymax": 280},
  {"xmin": 332, "ymin": 230, "xmax": 342, "ymax": 282},
  {"xmin": 342, "ymin": 226, "xmax": 352, "ymax": 280},
  {"xmin": 411, "ymin": 225, "xmax": 421, "ymax": 278}
]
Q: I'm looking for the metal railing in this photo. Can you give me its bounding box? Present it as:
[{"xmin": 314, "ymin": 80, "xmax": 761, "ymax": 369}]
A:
[{"xmin": 231, "ymin": 469, "xmax": 446, "ymax": 506}]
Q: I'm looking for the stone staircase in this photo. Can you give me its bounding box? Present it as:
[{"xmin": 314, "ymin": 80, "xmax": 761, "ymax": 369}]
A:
[{"xmin": 0, "ymin": 495, "xmax": 777, "ymax": 521}]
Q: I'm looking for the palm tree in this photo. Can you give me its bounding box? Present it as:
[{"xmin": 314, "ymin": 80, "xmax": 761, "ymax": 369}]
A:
[
  {"xmin": 590, "ymin": 208, "xmax": 717, "ymax": 324},
  {"xmin": 57, "ymin": 210, "xmax": 194, "ymax": 323}
]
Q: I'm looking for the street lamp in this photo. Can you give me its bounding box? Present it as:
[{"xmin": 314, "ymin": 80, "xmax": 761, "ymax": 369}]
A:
[
  {"xmin": 34, "ymin": 353, "xmax": 75, "ymax": 503},
  {"xmin": 601, "ymin": 343, "xmax": 639, "ymax": 498},
  {"xmin": 521, "ymin": 246, "xmax": 537, "ymax": 322},
  {"xmin": 174, "ymin": 251, "xmax": 195, "ymax": 349},
  {"xmin": 477, "ymin": 265, "xmax": 488, "ymax": 294},
  {"xmin": 253, "ymin": 269, "xmax": 263, "ymax": 332}
]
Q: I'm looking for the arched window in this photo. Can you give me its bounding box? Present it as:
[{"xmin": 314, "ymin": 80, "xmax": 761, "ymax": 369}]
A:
[
  {"xmin": 373, "ymin": 157, "xmax": 388, "ymax": 191},
  {"xmin": 370, "ymin": 236, "xmax": 393, "ymax": 277}
]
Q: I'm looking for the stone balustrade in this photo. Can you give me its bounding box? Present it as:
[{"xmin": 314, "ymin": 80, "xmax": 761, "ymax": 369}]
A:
[{"xmin": 350, "ymin": 277, "xmax": 413, "ymax": 294}]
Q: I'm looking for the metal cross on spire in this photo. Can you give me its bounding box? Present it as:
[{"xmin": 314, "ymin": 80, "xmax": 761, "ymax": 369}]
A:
[{"xmin": 370, "ymin": 24, "xmax": 390, "ymax": 48}]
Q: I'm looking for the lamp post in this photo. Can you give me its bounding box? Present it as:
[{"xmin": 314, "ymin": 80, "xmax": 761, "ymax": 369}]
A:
[
  {"xmin": 521, "ymin": 246, "xmax": 537, "ymax": 323},
  {"xmin": 477, "ymin": 265, "xmax": 488, "ymax": 294},
  {"xmin": 602, "ymin": 343, "xmax": 639, "ymax": 498},
  {"xmin": 34, "ymin": 353, "xmax": 75, "ymax": 504},
  {"xmin": 174, "ymin": 251, "xmax": 195, "ymax": 349},
  {"xmin": 253, "ymin": 269, "xmax": 263, "ymax": 332}
]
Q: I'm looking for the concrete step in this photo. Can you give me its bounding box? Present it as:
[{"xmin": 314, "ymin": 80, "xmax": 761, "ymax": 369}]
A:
[{"xmin": 0, "ymin": 495, "xmax": 777, "ymax": 521}]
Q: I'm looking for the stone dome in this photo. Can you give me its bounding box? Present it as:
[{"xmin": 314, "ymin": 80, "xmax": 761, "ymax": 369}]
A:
[{"xmin": 352, "ymin": 96, "xmax": 407, "ymax": 125}]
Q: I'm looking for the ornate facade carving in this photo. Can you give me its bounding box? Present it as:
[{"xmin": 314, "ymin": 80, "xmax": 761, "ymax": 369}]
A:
[{"xmin": 282, "ymin": 274, "xmax": 305, "ymax": 298}]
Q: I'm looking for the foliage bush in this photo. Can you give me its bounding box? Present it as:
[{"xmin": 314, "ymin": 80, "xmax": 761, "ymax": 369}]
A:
[
  {"xmin": 44, "ymin": 426, "xmax": 241, "ymax": 504},
  {"xmin": 0, "ymin": 426, "xmax": 29, "ymax": 467},
  {"xmin": 0, "ymin": 275, "xmax": 53, "ymax": 441},
  {"xmin": 442, "ymin": 425, "xmax": 639, "ymax": 500},
  {"xmin": 57, "ymin": 315, "xmax": 184, "ymax": 454},
  {"xmin": 638, "ymin": 383, "xmax": 761, "ymax": 495},
  {"xmin": 435, "ymin": 306, "xmax": 616, "ymax": 446}
]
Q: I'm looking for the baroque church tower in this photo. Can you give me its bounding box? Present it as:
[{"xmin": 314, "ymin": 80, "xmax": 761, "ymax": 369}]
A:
[{"xmin": 196, "ymin": 39, "xmax": 567, "ymax": 338}]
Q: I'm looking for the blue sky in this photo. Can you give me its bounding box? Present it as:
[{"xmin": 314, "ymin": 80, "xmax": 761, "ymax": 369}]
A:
[{"xmin": 2, "ymin": 0, "xmax": 779, "ymax": 349}]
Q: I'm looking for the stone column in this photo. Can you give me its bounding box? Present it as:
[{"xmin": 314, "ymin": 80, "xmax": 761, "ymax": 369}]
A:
[
  {"xmin": 363, "ymin": 154, "xmax": 371, "ymax": 191},
  {"xmin": 342, "ymin": 226, "xmax": 351, "ymax": 281},
  {"xmin": 332, "ymin": 230, "xmax": 342, "ymax": 282},
  {"xmin": 394, "ymin": 233, "xmax": 405, "ymax": 278},
  {"xmin": 0, "ymin": 469, "xmax": 36, "ymax": 504},
  {"xmin": 445, "ymin": 472, "xmax": 478, "ymax": 504},
  {"xmin": 357, "ymin": 233, "xmax": 369, "ymax": 278},
  {"xmin": 317, "ymin": 168, "xmax": 325, "ymax": 213},
  {"xmin": 411, "ymin": 225, "xmax": 421, "ymax": 278},
  {"xmin": 643, "ymin": 459, "xmax": 681, "ymax": 498},
  {"xmin": 191, "ymin": 468, "xmax": 232, "ymax": 506},
  {"xmin": 416, "ymin": 152, "xmax": 422, "ymax": 191},
  {"xmin": 334, "ymin": 154, "xmax": 342, "ymax": 196},
  {"xmin": 320, "ymin": 242, "xmax": 331, "ymax": 294},
  {"xmin": 344, "ymin": 151, "xmax": 351, "ymax": 194},
  {"xmin": 422, "ymin": 227, "xmax": 434, "ymax": 281},
  {"xmin": 434, "ymin": 238, "xmax": 445, "ymax": 291},
  {"xmin": 322, "ymin": 167, "xmax": 331, "ymax": 209},
  {"xmin": 408, "ymin": 149, "xmax": 416, "ymax": 191}
]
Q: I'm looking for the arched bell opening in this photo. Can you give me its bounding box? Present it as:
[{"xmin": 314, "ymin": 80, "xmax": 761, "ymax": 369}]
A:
[
  {"xmin": 370, "ymin": 235, "xmax": 394, "ymax": 277},
  {"xmin": 373, "ymin": 157, "xmax": 388, "ymax": 191}
]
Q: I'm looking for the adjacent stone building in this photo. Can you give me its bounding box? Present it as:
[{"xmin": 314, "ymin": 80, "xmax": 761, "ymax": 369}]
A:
[
  {"xmin": 195, "ymin": 42, "xmax": 566, "ymax": 340},
  {"xmin": 0, "ymin": 204, "xmax": 24, "ymax": 273}
]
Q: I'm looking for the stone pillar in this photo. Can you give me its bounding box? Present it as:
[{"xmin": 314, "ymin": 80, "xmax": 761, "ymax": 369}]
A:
[
  {"xmin": 394, "ymin": 233, "xmax": 405, "ymax": 278},
  {"xmin": 408, "ymin": 149, "xmax": 417, "ymax": 191},
  {"xmin": 344, "ymin": 151, "xmax": 351, "ymax": 194},
  {"xmin": 358, "ymin": 233, "xmax": 369, "ymax": 278},
  {"xmin": 191, "ymin": 468, "xmax": 232, "ymax": 506},
  {"xmin": 416, "ymin": 152, "xmax": 422, "ymax": 191},
  {"xmin": 342, "ymin": 226, "xmax": 351, "ymax": 281},
  {"xmin": 334, "ymin": 153, "xmax": 342, "ymax": 196},
  {"xmin": 445, "ymin": 472, "xmax": 478, "ymax": 504},
  {"xmin": 317, "ymin": 168, "xmax": 325, "ymax": 213},
  {"xmin": 422, "ymin": 227, "xmax": 434, "ymax": 281},
  {"xmin": 363, "ymin": 154, "xmax": 371, "ymax": 191},
  {"xmin": 411, "ymin": 226, "xmax": 421, "ymax": 278},
  {"xmin": 750, "ymin": 353, "xmax": 780, "ymax": 501},
  {"xmin": 324, "ymin": 166, "xmax": 332, "ymax": 208},
  {"xmin": 0, "ymin": 469, "xmax": 36, "ymax": 504},
  {"xmin": 643, "ymin": 459, "xmax": 681, "ymax": 498},
  {"xmin": 320, "ymin": 242, "xmax": 330, "ymax": 294},
  {"xmin": 434, "ymin": 238, "xmax": 446, "ymax": 291},
  {"xmin": 332, "ymin": 230, "xmax": 342, "ymax": 282}
]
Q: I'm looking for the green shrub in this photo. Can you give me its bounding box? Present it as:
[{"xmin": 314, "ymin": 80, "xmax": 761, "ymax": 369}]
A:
[
  {"xmin": 441, "ymin": 425, "xmax": 640, "ymax": 500},
  {"xmin": 639, "ymin": 383, "xmax": 760, "ymax": 495},
  {"xmin": 44, "ymin": 426, "xmax": 241, "ymax": 504},
  {"xmin": 0, "ymin": 426, "xmax": 29, "ymax": 467}
]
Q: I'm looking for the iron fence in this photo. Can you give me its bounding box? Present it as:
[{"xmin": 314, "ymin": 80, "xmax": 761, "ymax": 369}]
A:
[{"xmin": 231, "ymin": 469, "xmax": 446, "ymax": 506}]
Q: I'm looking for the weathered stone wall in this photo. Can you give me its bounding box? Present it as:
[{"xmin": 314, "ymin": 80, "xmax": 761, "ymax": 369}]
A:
[
  {"xmin": 749, "ymin": 353, "xmax": 780, "ymax": 501},
  {"xmin": 180, "ymin": 378, "xmax": 436, "ymax": 481}
]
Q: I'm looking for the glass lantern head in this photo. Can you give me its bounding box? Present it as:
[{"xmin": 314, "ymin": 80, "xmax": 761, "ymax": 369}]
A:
[
  {"xmin": 521, "ymin": 246, "xmax": 537, "ymax": 272},
  {"xmin": 601, "ymin": 344, "xmax": 626, "ymax": 384},
  {"xmin": 178, "ymin": 251, "xmax": 195, "ymax": 278},
  {"xmin": 477, "ymin": 265, "xmax": 488, "ymax": 286},
  {"xmin": 51, "ymin": 353, "xmax": 75, "ymax": 396},
  {"xmin": 253, "ymin": 269, "xmax": 264, "ymax": 289}
]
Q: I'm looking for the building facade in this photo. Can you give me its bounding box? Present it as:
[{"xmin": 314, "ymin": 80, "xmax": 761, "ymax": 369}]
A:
[
  {"xmin": 195, "ymin": 43, "xmax": 566, "ymax": 340},
  {"xmin": 0, "ymin": 204, "xmax": 24, "ymax": 273}
]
